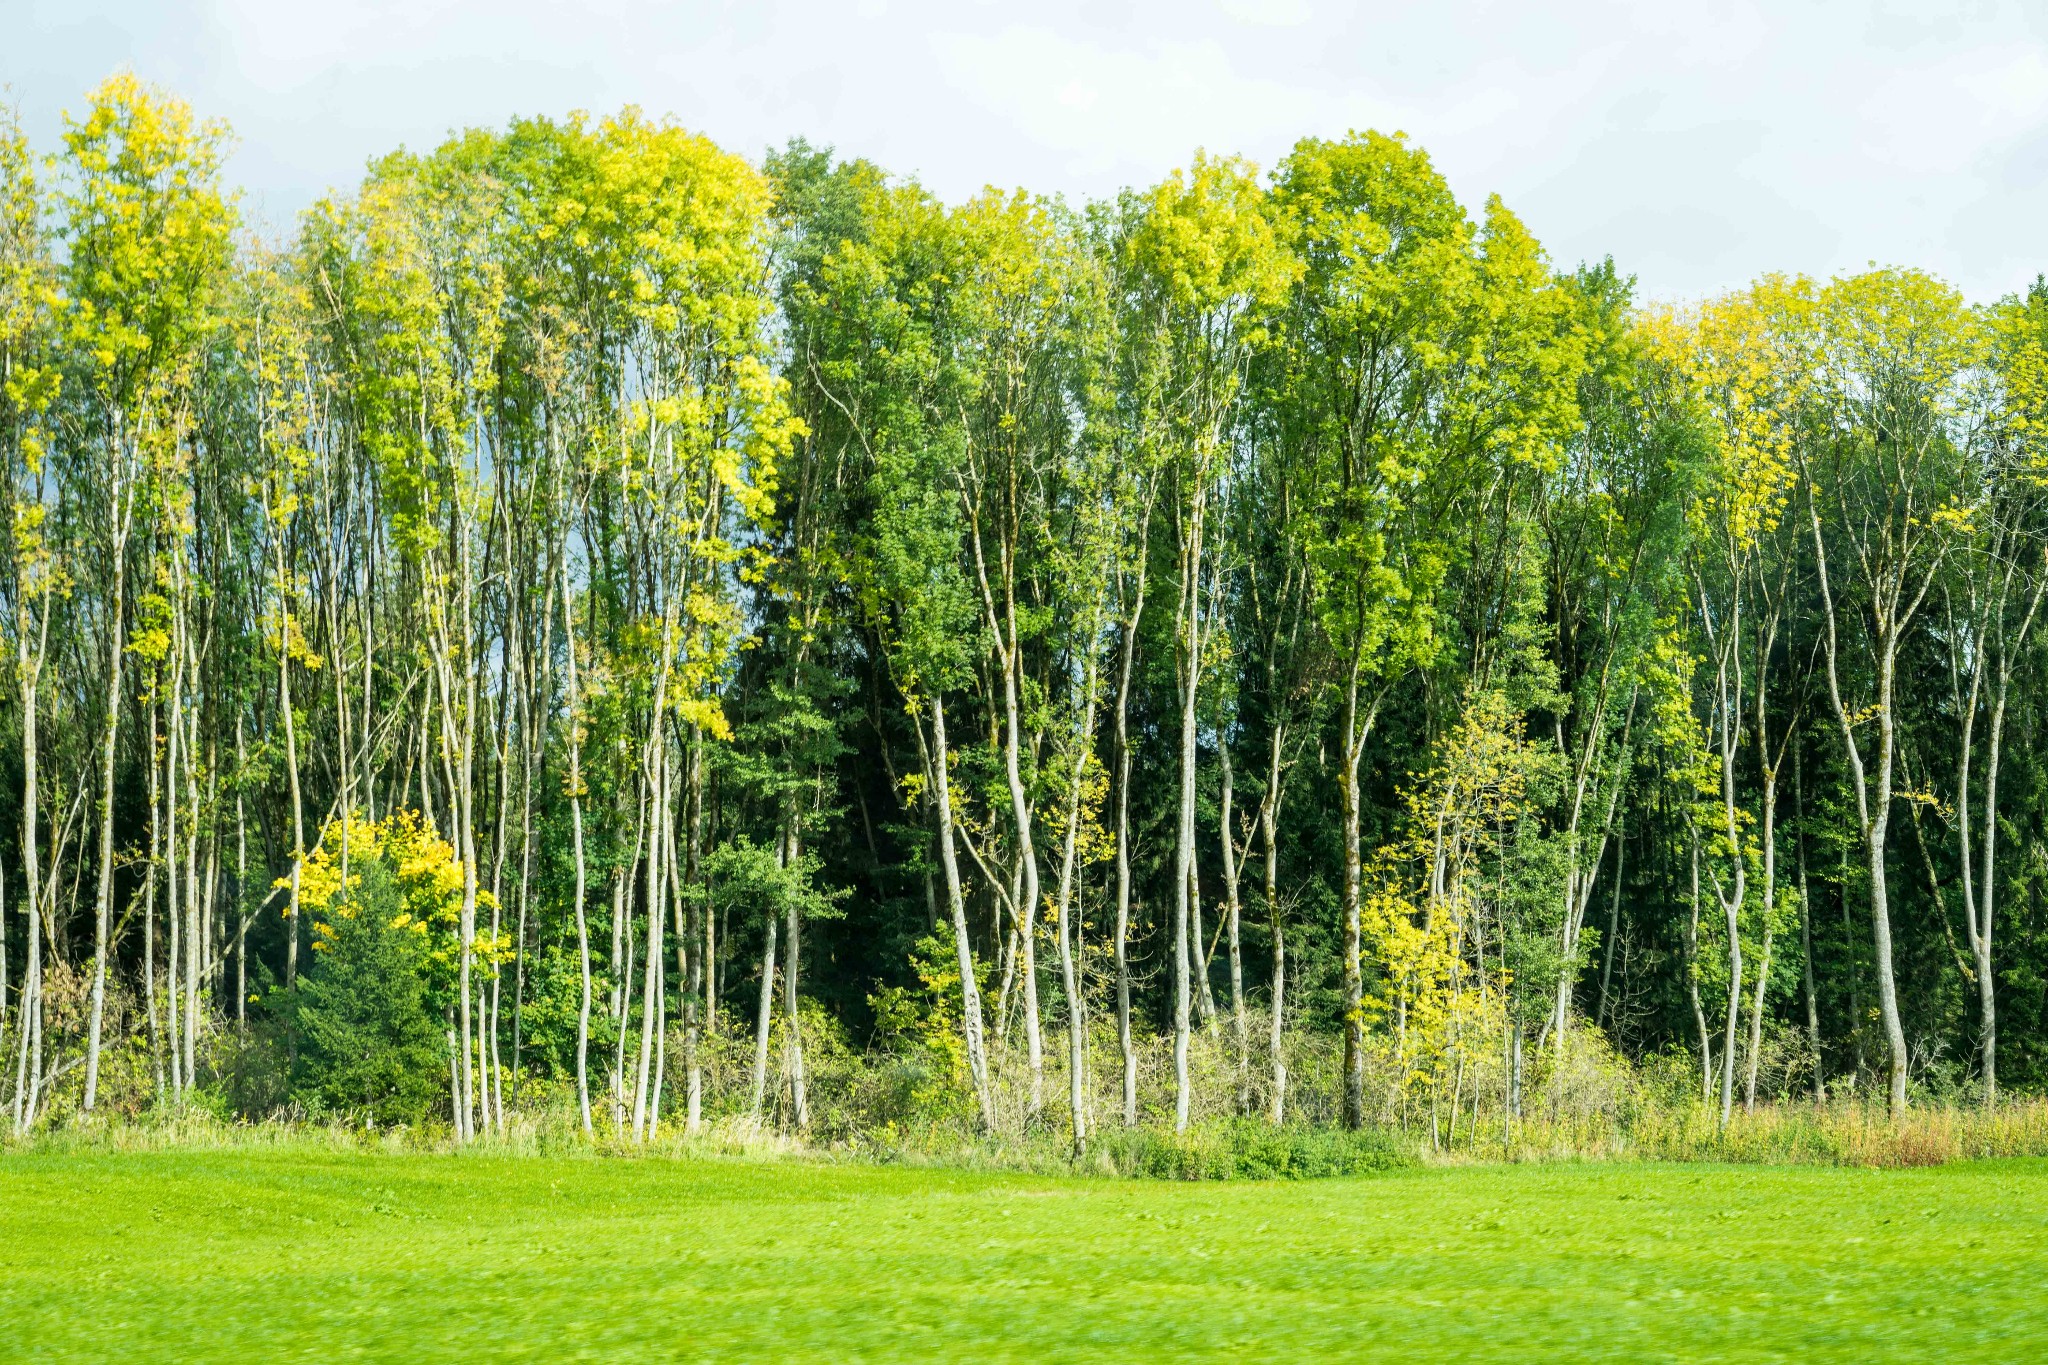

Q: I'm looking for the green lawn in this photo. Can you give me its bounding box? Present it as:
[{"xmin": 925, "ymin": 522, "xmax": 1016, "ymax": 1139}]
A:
[{"xmin": 1, "ymin": 1149, "xmax": 2041, "ymax": 1361}]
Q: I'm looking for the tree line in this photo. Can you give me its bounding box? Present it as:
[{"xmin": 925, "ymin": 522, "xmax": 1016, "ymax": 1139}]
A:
[{"xmin": 3, "ymin": 75, "xmax": 2046, "ymax": 1148}]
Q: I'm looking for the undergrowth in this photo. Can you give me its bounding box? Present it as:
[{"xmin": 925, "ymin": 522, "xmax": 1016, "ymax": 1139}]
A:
[{"xmin": 11, "ymin": 1097, "xmax": 2048, "ymax": 1176}]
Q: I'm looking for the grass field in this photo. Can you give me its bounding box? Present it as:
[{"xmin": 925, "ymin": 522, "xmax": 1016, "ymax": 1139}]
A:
[{"xmin": 2, "ymin": 1149, "xmax": 2042, "ymax": 1361}]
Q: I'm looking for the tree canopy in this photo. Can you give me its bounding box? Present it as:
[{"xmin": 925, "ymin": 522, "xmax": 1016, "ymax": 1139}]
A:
[{"xmin": 6, "ymin": 78, "xmax": 2048, "ymax": 1143}]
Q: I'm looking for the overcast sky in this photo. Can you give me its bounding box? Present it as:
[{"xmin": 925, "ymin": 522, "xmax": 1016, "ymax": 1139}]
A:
[{"xmin": 10, "ymin": 0, "xmax": 2048, "ymax": 302}]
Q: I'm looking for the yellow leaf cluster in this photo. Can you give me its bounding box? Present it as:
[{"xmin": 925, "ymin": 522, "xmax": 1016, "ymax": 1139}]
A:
[{"xmin": 290, "ymin": 810, "xmax": 500, "ymax": 966}]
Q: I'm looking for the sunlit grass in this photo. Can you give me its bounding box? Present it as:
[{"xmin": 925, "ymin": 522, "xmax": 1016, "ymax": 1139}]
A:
[{"xmin": 3, "ymin": 1147, "xmax": 2044, "ymax": 1361}]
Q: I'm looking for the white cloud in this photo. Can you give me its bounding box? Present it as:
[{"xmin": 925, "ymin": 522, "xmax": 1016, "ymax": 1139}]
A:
[
  {"xmin": 929, "ymin": 25, "xmax": 1409, "ymax": 179},
  {"xmin": 13, "ymin": 0, "xmax": 2048, "ymax": 300},
  {"xmin": 1216, "ymin": 0, "xmax": 1312, "ymax": 28}
]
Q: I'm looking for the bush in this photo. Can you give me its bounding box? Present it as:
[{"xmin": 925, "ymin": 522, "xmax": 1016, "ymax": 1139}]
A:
[
  {"xmin": 215, "ymin": 1015, "xmax": 294, "ymax": 1118},
  {"xmin": 292, "ymin": 858, "xmax": 448, "ymax": 1126},
  {"xmin": 1097, "ymin": 1120, "xmax": 1419, "ymax": 1180}
]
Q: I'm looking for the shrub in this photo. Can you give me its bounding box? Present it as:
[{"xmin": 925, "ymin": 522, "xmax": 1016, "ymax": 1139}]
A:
[
  {"xmin": 292, "ymin": 857, "xmax": 448, "ymax": 1126},
  {"xmin": 1097, "ymin": 1120, "xmax": 1419, "ymax": 1180}
]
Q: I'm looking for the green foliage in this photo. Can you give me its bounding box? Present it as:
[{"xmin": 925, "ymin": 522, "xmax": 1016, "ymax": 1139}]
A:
[
  {"xmin": 58, "ymin": 74, "xmax": 234, "ymax": 406},
  {"xmin": 513, "ymin": 941, "xmax": 615, "ymax": 1081},
  {"xmin": 866, "ymin": 924, "xmax": 989, "ymax": 1120},
  {"xmin": 290, "ymin": 859, "xmax": 448, "ymax": 1126},
  {"xmin": 10, "ymin": 73, "xmax": 2048, "ymax": 1152},
  {"xmin": 701, "ymin": 834, "xmax": 847, "ymax": 928},
  {"xmin": 1096, "ymin": 1119, "xmax": 1416, "ymax": 1180}
]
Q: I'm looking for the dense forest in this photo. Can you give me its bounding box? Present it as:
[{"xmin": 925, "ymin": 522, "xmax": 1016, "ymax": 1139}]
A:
[{"xmin": 3, "ymin": 74, "xmax": 2047, "ymax": 1149}]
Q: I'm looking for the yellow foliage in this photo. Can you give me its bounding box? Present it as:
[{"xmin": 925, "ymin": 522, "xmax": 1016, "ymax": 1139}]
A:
[
  {"xmin": 1361, "ymin": 690, "xmax": 1537, "ymax": 1095},
  {"xmin": 288, "ymin": 810, "xmax": 502, "ymax": 969},
  {"xmin": 1640, "ymin": 277, "xmax": 1813, "ymax": 551}
]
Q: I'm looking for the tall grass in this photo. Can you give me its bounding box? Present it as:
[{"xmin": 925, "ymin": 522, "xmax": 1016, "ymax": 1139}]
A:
[{"xmin": 11, "ymin": 1006, "xmax": 2048, "ymax": 1174}]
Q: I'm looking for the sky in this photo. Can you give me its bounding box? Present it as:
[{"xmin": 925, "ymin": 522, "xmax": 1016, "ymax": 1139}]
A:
[{"xmin": 9, "ymin": 0, "xmax": 2048, "ymax": 303}]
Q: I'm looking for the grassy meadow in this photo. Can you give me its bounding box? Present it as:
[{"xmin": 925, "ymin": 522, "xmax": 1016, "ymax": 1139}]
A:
[{"xmin": 2, "ymin": 1147, "xmax": 2042, "ymax": 1361}]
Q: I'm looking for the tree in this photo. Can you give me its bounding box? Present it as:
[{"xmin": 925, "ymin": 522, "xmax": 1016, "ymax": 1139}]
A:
[
  {"xmin": 1652, "ymin": 279, "xmax": 1808, "ymax": 1123},
  {"xmin": 1535, "ymin": 264, "xmax": 1686, "ymax": 1069},
  {"xmin": 292, "ymin": 857, "xmax": 445, "ymax": 1126},
  {"xmin": 0, "ymin": 101, "xmax": 63, "ymax": 1133},
  {"xmin": 1802, "ymin": 269, "xmax": 1984, "ymax": 1114},
  {"xmin": 13, "ymin": 73, "xmax": 2048, "ymax": 1146},
  {"xmin": 1943, "ymin": 285, "xmax": 2048, "ymax": 1104},
  {"xmin": 58, "ymin": 75, "xmax": 234, "ymax": 1113},
  {"xmin": 1119, "ymin": 153, "xmax": 1292, "ymax": 1131},
  {"xmin": 1271, "ymin": 132, "xmax": 1584, "ymax": 1126}
]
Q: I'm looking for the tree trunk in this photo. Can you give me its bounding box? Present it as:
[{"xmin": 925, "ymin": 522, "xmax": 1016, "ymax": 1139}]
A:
[
  {"xmin": 1, "ymin": 843, "xmax": 8, "ymax": 1072},
  {"xmin": 1171, "ymin": 596, "xmax": 1199, "ymax": 1133},
  {"xmin": 1742, "ymin": 721, "xmax": 1779, "ymax": 1114},
  {"xmin": 561, "ymin": 559, "xmax": 593, "ymax": 1135},
  {"xmin": 1108, "ymin": 499, "xmax": 1150, "ymax": 1128},
  {"xmin": 1959, "ymin": 567, "xmax": 2044, "ymax": 1106},
  {"xmin": 182, "ymin": 629, "xmax": 203, "ymax": 1097},
  {"xmin": 1339, "ymin": 660, "xmax": 1368, "ymax": 1131},
  {"xmin": 10, "ymin": 894, "xmax": 37, "ymax": 1135},
  {"xmin": 1687, "ymin": 826, "xmax": 1712, "ymax": 1102},
  {"xmin": 1261, "ymin": 720, "xmax": 1288, "ymax": 1125},
  {"xmin": 632, "ymin": 740, "xmax": 667, "ymax": 1141},
  {"xmin": 782, "ymin": 817, "xmax": 810, "ymax": 1132},
  {"xmin": 1219, "ymin": 739, "xmax": 1247, "ymax": 1109},
  {"xmin": 1794, "ymin": 742, "xmax": 1822, "ymax": 1102},
  {"xmin": 234, "ymin": 721, "xmax": 248, "ymax": 1027},
  {"xmin": 145, "ymin": 700, "xmax": 164, "ymax": 1100},
  {"xmin": 451, "ymin": 554, "xmax": 483, "ymax": 1143},
  {"xmin": 1860, "ymin": 632, "xmax": 1910, "ymax": 1114},
  {"xmin": 1743, "ymin": 923, "xmax": 1773, "ymax": 1112},
  {"xmin": 83, "ymin": 516, "xmax": 129, "ymax": 1112},
  {"xmin": 1972, "ymin": 683, "xmax": 2007, "ymax": 1107},
  {"xmin": 12, "ymin": 587, "xmax": 41, "ymax": 1134},
  {"xmin": 1190, "ymin": 860, "xmax": 1215, "ymax": 1032},
  {"xmin": 990, "ymin": 593, "xmax": 1044, "ymax": 1118},
  {"xmin": 929, "ymin": 690, "xmax": 995, "ymax": 1131},
  {"xmin": 633, "ymin": 602, "xmax": 680, "ymax": 1140},
  {"xmin": 1596, "ymin": 833, "xmax": 1625, "ymax": 1031},
  {"xmin": 611, "ymin": 866, "xmax": 633, "ymax": 1135},
  {"xmin": 167, "ymin": 654, "xmax": 186, "ymax": 1103},
  {"xmin": 748, "ymin": 909, "xmax": 776, "ymax": 1122},
  {"xmin": 683, "ymin": 729, "xmax": 705, "ymax": 1133},
  {"xmin": 1720, "ymin": 888, "xmax": 1742, "ymax": 1127},
  {"xmin": 1867, "ymin": 809, "xmax": 1908, "ymax": 1114},
  {"xmin": 280, "ymin": 553, "xmax": 305, "ymax": 999},
  {"xmin": 1051, "ymin": 652, "xmax": 1100, "ymax": 1155},
  {"xmin": 1112, "ymin": 615, "xmax": 1141, "ymax": 1129},
  {"xmin": 1806, "ymin": 489, "xmax": 1915, "ymax": 1115}
]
